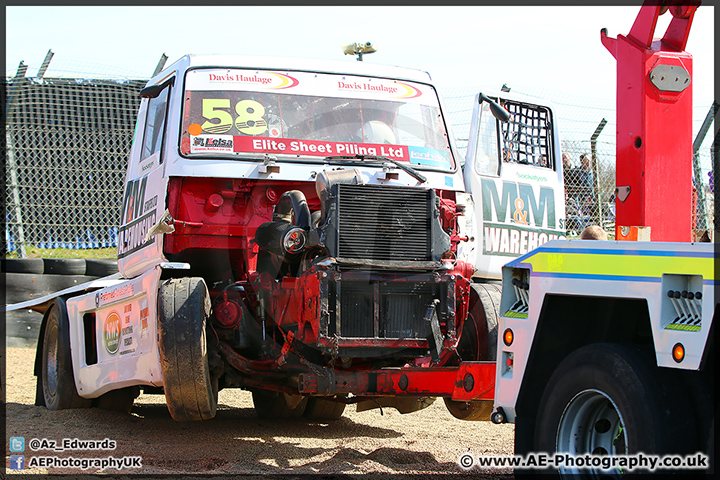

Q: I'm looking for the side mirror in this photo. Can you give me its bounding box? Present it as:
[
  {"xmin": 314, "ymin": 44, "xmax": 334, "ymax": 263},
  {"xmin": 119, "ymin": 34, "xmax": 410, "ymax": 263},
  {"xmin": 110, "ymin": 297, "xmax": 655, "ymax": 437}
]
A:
[
  {"xmin": 140, "ymin": 77, "xmax": 175, "ymax": 99},
  {"xmin": 479, "ymin": 93, "xmax": 511, "ymax": 123}
]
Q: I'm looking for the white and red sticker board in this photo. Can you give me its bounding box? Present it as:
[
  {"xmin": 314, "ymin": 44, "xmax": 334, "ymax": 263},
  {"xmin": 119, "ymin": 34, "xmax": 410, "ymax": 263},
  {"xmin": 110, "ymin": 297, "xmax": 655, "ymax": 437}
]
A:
[
  {"xmin": 183, "ymin": 69, "xmax": 453, "ymax": 167},
  {"xmin": 184, "ymin": 69, "xmax": 436, "ymax": 104},
  {"xmin": 191, "ymin": 135, "xmax": 409, "ymax": 161}
]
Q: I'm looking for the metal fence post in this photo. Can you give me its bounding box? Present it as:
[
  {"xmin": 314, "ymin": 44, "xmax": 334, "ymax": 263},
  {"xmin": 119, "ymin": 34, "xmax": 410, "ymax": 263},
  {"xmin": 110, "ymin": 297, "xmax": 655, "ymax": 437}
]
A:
[
  {"xmin": 591, "ymin": 118, "xmax": 607, "ymax": 228},
  {"xmin": 153, "ymin": 54, "xmax": 168, "ymax": 77},
  {"xmin": 37, "ymin": 49, "xmax": 54, "ymax": 79},
  {"xmin": 5, "ymin": 61, "xmax": 29, "ymax": 257}
]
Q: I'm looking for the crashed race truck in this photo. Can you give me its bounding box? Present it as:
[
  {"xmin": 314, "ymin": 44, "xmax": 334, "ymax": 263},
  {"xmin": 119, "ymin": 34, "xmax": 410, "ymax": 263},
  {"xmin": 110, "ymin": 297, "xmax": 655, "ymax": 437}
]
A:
[{"xmin": 15, "ymin": 54, "xmax": 566, "ymax": 421}]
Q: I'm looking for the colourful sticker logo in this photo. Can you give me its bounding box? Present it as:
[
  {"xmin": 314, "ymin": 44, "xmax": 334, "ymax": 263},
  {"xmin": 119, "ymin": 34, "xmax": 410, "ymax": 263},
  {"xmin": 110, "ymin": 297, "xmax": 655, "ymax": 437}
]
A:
[
  {"xmin": 191, "ymin": 135, "xmax": 235, "ymax": 153},
  {"xmin": 408, "ymin": 146, "xmax": 452, "ymax": 168},
  {"xmin": 104, "ymin": 312, "xmax": 121, "ymax": 355},
  {"xmin": 394, "ymin": 81, "xmax": 422, "ymax": 99},
  {"xmin": 266, "ymin": 73, "xmax": 299, "ymax": 89}
]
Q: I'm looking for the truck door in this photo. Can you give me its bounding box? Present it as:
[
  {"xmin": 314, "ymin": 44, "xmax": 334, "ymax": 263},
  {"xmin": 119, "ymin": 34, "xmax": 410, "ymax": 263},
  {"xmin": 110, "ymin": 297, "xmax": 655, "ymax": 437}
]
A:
[
  {"xmin": 117, "ymin": 77, "xmax": 174, "ymax": 278},
  {"xmin": 463, "ymin": 92, "xmax": 566, "ymax": 280}
]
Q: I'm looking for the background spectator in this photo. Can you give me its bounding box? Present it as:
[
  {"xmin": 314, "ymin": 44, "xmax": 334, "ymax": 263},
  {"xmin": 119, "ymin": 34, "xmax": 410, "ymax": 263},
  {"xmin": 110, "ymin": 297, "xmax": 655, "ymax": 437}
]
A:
[{"xmin": 580, "ymin": 225, "xmax": 608, "ymax": 240}]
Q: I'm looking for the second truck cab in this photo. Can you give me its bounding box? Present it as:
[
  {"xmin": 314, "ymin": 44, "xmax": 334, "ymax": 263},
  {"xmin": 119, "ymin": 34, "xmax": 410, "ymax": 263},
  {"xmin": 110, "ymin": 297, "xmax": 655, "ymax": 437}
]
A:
[{"xmin": 464, "ymin": 90, "xmax": 566, "ymax": 280}]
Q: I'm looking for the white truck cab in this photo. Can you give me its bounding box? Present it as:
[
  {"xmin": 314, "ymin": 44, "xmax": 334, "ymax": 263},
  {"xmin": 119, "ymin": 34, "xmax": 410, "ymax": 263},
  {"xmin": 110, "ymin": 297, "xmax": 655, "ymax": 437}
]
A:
[
  {"xmin": 117, "ymin": 54, "xmax": 473, "ymax": 279},
  {"xmin": 11, "ymin": 54, "xmax": 566, "ymax": 424}
]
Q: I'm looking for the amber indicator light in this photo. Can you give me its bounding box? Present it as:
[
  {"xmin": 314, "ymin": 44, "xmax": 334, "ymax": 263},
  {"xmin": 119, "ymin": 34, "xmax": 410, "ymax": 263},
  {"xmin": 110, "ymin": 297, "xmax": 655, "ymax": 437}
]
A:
[{"xmin": 672, "ymin": 343, "xmax": 685, "ymax": 363}]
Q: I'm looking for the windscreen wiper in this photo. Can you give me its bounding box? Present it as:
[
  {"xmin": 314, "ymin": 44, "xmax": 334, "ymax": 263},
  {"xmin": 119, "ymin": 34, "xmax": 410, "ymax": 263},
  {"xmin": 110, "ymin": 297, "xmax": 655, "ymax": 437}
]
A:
[{"xmin": 324, "ymin": 155, "xmax": 427, "ymax": 184}]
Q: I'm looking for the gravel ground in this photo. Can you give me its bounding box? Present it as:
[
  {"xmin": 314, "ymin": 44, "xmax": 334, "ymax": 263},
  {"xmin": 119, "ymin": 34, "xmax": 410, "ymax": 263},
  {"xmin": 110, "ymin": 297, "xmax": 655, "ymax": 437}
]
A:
[{"xmin": 4, "ymin": 346, "xmax": 515, "ymax": 477}]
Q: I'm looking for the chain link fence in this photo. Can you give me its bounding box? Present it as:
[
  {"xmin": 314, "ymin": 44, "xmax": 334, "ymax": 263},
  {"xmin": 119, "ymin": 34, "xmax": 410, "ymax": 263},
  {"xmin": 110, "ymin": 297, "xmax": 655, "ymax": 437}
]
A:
[
  {"xmin": 2, "ymin": 59, "xmax": 716, "ymax": 258},
  {"xmin": 3, "ymin": 58, "xmax": 146, "ymax": 258}
]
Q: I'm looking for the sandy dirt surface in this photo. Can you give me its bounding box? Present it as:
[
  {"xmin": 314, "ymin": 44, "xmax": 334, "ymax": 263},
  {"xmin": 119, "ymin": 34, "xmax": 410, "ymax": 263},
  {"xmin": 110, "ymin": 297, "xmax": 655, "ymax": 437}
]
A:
[{"xmin": 4, "ymin": 346, "xmax": 515, "ymax": 477}]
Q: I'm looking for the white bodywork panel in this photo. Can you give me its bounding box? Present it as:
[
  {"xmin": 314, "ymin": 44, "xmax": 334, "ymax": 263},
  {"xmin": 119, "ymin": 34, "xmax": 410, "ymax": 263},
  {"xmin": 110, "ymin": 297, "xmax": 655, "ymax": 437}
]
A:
[
  {"xmin": 494, "ymin": 240, "xmax": 715, "ymax": 422},
  {"xmin": 66, "ymin": 266, "xmax": 163, "ymax": 398},
  {"xmin": 117, "ymin": 157, "xmax": 168, "ymax": 279},
  {"xmin": 454, "ymin": 192, "xmax": 478, "ymax": 267},
  {"xmin": 4, "ymin": 274, "xmax": 125, "ymax": 313}
]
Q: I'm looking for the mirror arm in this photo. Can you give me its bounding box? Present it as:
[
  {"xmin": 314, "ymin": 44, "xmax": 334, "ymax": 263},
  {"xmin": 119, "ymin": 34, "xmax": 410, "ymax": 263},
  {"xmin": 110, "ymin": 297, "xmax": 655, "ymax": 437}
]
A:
[{"xmin": 479, "ymin": 93, "xmax": 511, "ymax": 123}]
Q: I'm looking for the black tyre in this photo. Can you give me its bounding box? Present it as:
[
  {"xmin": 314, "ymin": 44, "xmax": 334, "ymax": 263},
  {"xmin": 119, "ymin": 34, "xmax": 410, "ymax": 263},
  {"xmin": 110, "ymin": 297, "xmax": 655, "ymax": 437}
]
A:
[
  {"xmin": 2, "ymin": 258, "xmax": 44, "ymax": 274},
  {"xmin": 443, "ymin": 398, "xmax": 494, "ymax": 421},
  {"xmin": 85, "ymin": 259, "xmax": 119, "ymax": 277},
  {"xmin": 303, "ymin": 396, "xmax": 346, "ymax": 421},
  {"xmin": 252, "ymin": 390, "xmax": 308, "ymax": 419},
  {"xmin": 445, "ymin": 283, "xmax": 499, "ymax": 421},
  {"xmin": 456, "ymin": 283, "xmax": 500, "ymax": 363},
  {"xmin": 158, "ymin": 277, "xmax": 218, "ymax": 421},
  {"xmin": 43, "ymin": 258, "xmax": 86, "ymax": 275},
  {"xmin": 534, "ymin": 343, "xmax": 697, "ymax": 477},
  {"xmin": 39, "ymin": 298, "xmax": 92, "ymax": 410},
  {"xmin": 94, "ymin": 386, "xmax": 140, "ymax": 413}
]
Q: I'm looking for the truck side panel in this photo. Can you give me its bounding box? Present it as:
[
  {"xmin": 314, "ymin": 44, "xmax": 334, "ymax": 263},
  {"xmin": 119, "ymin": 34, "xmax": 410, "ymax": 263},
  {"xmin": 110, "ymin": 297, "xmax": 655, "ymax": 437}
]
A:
[
  {"xmin": 66, "ymin": 267, "xmax": 163, "ymax": 398},
  {"xmin": 495, "ymin": 239, "xmax": 714, "ymax": 421}
]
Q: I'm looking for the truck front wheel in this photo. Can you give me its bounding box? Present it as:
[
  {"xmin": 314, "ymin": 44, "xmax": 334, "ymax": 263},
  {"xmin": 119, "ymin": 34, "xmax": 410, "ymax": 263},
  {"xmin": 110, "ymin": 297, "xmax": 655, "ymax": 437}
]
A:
[
  {"xmin": 304, "ymin": 396, "xmax": 346, "ymax": 421},
  {"xmin": 94, "ymin": 386, "xmax": 140, "ymax": 413},
  {"xmin": 158, "ymin": 277, "xmax": 218, "ymax": 421},
  {"xmin": 39, "ymin": 298, "xmax": 92, "ymax": 410},
  {"xmin": 252, "ymin": 390, "xmax": 308, "ymax": 419},
  {"xmin": 534, "ymin": 343, "xmax": 697, "ymax": 476},
  {"xmin": 445, "ymin": 283, "xmax": 499, "ymax": 421}
]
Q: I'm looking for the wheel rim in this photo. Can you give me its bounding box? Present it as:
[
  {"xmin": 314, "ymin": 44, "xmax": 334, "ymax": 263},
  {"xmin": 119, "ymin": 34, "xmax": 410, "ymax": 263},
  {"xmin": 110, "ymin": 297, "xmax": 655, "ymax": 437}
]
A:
[
  {"xmin": 45, "ymin": 324, "xmax": 59, "ymax": 396},
  {"xmin": 556, "ymin": 389, "xmax": 627, "ymax": 478}
]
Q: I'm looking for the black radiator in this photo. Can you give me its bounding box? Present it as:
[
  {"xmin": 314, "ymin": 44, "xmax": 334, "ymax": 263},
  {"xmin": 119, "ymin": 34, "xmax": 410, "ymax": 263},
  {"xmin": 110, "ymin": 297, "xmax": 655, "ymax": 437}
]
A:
[
  {"xmin": 337, "ymin": 280, "xmax": 440, "ymax": 339},
  {"xmin": 323, "ymin": 184, "xmax": 449, "ymax": 262}
]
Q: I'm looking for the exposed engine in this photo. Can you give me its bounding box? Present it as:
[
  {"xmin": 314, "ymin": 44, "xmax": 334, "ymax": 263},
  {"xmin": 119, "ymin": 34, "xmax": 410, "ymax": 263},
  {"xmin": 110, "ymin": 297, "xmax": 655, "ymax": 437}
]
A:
[{"xmin": 245, "ymin": 170, "xmax": 461, "ymax": 361}]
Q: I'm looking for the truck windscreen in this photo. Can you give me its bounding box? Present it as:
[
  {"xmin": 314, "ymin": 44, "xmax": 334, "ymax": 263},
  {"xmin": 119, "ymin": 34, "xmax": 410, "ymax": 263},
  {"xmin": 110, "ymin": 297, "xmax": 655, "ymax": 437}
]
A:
[{"xmin": 180, "ymin": 68, "xmax": 455, "ymax": 170}]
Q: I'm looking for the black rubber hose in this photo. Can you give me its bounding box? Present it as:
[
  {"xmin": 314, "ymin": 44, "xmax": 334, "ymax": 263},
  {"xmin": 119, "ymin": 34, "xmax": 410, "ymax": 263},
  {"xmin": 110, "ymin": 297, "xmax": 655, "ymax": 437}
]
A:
[{"xmin": 274, "ymin": 190, "xmax": 311, "ymax": 229}]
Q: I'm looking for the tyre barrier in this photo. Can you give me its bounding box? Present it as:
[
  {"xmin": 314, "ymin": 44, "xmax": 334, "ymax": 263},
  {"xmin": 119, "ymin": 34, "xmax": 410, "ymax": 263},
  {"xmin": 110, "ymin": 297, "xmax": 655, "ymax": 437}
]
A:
[
  {"xmin": 4, "ymin": 258, "xmax": 119, "ymax": 348},
  {"xmin": 1, "ymin": 258, "xmax": 45, "ymax": 274},
  {"xmin": 1, "ymin": 258, "xmax": 119, "ymax": 277},
  {"xmin": 85, "ymin": 259, "xmax": 119, "ymax": 277},
  {"xmin": 43, "ymin": 258, "xmax": 87, "ymax": 276}
]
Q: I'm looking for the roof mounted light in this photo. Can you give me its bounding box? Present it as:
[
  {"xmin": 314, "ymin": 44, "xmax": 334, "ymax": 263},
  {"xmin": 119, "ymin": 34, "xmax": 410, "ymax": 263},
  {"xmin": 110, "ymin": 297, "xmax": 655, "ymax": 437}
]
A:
[{"xmin": 342, "ymin": 42, "xmax": 377, "ymax": 61}]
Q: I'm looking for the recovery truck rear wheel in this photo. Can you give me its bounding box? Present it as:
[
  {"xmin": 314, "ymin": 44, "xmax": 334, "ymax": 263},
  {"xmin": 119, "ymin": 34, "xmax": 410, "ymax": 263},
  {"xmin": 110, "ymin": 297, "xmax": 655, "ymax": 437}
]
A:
[
  {"xmin": 158, "ymin": 277, "xmax": 218, "ymax": 421},
  {"xmin": 252, "ymin": 390, "xmax": 308, "ymax": 419},
  {"xmin": 533, "ymin": 343, "xmax": 697, "ymax": 477},
  {"xmin": 39, "ymin": 298, "xmax": 92, "ymax": 410},
  {"xmin": 444, "ymin": 283, "xmax": 499, "ymax": 421},
  {"xmin": 303, "ymin": 396, "xmax": 346, "ymax": 421}
]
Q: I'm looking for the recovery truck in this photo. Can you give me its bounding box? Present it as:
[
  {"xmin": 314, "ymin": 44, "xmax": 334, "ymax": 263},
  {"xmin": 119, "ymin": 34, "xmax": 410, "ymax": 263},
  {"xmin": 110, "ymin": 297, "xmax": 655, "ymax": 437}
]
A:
[
  {"xmin": 6, "ymin": 53, "xmax": 566, "ymax": 421},
  {"xmin": 489, "ymin": 2, "xmax": 715, "ymax": 477}
]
